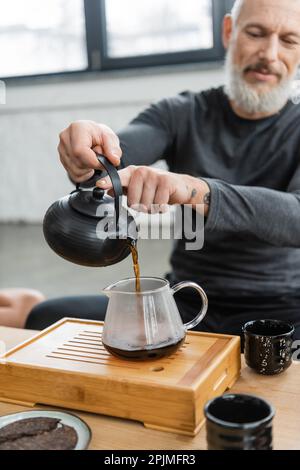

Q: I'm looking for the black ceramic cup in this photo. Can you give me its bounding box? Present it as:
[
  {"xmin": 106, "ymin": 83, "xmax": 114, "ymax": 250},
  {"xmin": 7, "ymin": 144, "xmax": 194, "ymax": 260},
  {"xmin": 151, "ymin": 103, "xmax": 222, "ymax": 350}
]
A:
[
  {"xmin": 243, "ymin": 319, "xmax": 295, "ymax": 375},
  {"xmin": 204, "ymin": 394, "xmax": 275, "ymax": 450}
]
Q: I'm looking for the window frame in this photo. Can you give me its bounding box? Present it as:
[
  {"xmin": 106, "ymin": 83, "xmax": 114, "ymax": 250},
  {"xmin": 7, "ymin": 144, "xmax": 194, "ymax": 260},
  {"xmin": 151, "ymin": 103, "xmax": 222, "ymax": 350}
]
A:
[{"xmin": 1, "ymin": 0, "xmax": 229, "ymax": 81}]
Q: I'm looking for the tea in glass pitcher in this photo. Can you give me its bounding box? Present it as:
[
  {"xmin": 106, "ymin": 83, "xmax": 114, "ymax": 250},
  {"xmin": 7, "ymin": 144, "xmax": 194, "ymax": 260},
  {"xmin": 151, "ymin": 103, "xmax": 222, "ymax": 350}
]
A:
[{"xmin": 102, "ymin": 276, "xmax": 208, "ymax": 361}]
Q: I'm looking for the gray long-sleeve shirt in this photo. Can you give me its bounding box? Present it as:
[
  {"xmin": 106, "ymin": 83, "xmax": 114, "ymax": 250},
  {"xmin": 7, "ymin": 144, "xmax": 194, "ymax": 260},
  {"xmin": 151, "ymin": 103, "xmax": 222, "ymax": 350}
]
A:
[{"xmin": 118, "ymin": 86, "xmax": 300, "ymax": 297}]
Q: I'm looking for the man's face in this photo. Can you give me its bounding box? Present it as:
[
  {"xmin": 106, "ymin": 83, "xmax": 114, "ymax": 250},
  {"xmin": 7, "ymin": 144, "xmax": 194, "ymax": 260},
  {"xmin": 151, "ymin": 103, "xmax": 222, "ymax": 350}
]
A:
[{"xmin": 225, "ymin": 0, "xmax": 300, "ymax": 93}]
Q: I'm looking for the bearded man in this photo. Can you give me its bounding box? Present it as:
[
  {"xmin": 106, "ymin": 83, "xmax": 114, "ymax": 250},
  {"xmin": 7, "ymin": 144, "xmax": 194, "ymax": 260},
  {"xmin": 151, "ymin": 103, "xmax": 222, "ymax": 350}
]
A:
[{"xmin": 27, "ymin": 0, "xmax": 300, "ymax": 338}]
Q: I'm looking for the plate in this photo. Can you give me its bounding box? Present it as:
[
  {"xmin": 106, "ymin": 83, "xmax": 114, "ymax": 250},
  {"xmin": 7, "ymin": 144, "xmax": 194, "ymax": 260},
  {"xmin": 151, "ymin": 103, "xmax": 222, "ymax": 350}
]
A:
[{"xmin": 0, "ymin": 410, "xmax": 91, "ymax": 450}]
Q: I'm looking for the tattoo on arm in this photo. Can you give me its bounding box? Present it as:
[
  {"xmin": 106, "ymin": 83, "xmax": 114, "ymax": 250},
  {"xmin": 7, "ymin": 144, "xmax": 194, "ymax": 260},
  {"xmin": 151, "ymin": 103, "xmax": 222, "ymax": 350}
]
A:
[
  {"xmin": 203, "ymin": 192, "xmax": 211, "ymax": 206},
  {"xmin": 186, "ymin": 185, "xmax": 210, "ymax": 207}
]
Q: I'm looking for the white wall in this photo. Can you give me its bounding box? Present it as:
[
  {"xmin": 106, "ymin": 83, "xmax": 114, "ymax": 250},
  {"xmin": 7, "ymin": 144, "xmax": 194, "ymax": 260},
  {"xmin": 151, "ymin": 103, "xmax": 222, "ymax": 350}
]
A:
[{"xmin": 0, "ymin": 65, "xmax": 224, "ymax": 222}]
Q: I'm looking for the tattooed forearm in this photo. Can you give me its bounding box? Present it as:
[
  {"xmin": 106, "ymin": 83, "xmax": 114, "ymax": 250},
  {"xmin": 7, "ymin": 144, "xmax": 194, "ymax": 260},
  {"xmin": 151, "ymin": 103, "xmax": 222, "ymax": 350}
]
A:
[
  {"xmin": 189, "ymin": 186, "xmax": 210, "ymax": 206},
  {"xmin": 183, "ymin": 176, "xmax": 210, "ymax": 216},
  {"xmin": 191, "ymin": 188, "xmax": 197, "ymax": 199},
  {"xmin": 203, "ymin": 192, "xmax": 211, "ymax": 206}
]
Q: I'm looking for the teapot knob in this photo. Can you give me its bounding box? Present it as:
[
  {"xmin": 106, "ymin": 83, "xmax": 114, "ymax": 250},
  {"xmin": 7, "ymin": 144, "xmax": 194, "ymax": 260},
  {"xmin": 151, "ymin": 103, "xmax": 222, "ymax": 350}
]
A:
[{"xmin": 92, "ymin": 187, "xmax": 105, "ymax": 201}]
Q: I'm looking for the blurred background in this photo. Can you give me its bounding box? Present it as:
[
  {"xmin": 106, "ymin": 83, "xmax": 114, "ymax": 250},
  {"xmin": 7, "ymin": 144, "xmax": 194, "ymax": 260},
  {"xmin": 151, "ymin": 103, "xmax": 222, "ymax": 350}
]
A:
[{"xmin": 0, "ymin": 0, "xmax": 233, "ymax": 299}]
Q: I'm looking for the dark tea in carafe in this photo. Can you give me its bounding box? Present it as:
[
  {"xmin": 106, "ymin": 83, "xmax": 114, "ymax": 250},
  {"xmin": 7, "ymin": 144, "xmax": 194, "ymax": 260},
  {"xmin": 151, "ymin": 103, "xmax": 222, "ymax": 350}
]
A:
[
  {"xmin": 103, "ymin": 242, "xmax": 186, "ymax": 360},
  {"xmin": 103, "ymin": 337, "xmax": 185, "ymax": 361}
]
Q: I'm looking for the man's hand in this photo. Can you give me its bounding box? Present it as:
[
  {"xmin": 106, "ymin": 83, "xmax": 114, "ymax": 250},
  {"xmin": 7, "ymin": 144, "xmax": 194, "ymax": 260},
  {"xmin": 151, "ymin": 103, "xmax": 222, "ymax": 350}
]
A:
[
  {"xmin": 58, "ymin": 120, "xmax": 122, "ymax": 182},
  {"xmin": 96, "ymin": 166, "xmax": 210, "ymax": 215}
]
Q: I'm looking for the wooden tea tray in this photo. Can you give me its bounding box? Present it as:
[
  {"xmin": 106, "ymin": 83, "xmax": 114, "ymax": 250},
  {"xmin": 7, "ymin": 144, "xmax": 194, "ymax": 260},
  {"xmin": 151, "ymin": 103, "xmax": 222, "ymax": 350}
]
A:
[{"xmin": 0, "ymin": 318, "xmax": 241, "ymax": 436}]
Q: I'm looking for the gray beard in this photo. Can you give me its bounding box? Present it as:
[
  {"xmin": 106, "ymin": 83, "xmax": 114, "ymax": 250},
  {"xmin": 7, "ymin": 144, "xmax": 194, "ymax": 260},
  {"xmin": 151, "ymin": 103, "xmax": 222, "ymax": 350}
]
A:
[{"xmin": 224, "ymin": 48, "xmax": 294, "ymax": 115}]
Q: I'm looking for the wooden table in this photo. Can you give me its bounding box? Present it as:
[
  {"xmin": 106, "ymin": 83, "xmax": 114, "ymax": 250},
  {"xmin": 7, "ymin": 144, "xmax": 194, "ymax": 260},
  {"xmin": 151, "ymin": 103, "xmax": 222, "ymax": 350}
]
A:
[{"xmin": 0, "ymin": 326, "xmax": 299, "ymax": 450}]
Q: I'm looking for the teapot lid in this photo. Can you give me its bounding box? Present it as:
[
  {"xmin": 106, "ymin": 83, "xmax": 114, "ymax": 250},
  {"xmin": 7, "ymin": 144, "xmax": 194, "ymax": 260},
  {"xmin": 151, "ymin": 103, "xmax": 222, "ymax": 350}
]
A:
[{"xmin": 69, "ymin": 187, "xmax": 114, "ymax": 219}]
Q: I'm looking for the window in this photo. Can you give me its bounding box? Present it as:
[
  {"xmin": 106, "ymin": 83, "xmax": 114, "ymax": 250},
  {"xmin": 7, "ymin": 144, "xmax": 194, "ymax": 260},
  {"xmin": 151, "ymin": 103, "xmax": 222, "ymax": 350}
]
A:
[
  {"xmin": 0, "ymin": 0, "xmax": 87, "ymax": 78},
  {"xmin": 105, "ymin": 0, "xmax": 213, "ymax": 58},
  {"xmin": 97, "ymin": 0, "xmax": 226, "ymax": 70},
  {"xmin": 0, "ymin": 0, "xmax": 229, "ymax": 79}
]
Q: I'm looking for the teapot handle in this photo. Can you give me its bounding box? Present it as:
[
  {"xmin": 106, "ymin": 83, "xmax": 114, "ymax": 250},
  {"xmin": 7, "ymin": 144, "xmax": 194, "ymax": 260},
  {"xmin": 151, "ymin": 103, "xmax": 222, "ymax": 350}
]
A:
[
  {"xmin": 171, "ymin": 281, "xmax": 208, "ymax": 331},
  {"xmin": 75, "ymin": 153, "xmax": 124, "ymax": 229},
  {"xmin": 73, "ymin": 154, "xmax": 123, "ymax": 229},
  {"xmin": 95, "ymin": 154, "xmax": 123, "ymax": 228}
]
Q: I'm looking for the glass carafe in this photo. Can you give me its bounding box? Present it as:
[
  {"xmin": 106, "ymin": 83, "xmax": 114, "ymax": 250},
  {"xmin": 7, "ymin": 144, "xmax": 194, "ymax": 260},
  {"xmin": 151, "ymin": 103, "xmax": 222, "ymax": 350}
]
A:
[{"xmin": 102, "ymin": 276, "xmax": 208, "ymax": 361}]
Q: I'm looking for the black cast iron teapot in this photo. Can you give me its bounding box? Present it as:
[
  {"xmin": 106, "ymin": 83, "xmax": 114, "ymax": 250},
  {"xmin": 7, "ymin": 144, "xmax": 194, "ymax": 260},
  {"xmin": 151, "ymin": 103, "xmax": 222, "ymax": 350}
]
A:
[{"xmin": 43, "ymin": 154, "xmax": 138, "ymax": 267}]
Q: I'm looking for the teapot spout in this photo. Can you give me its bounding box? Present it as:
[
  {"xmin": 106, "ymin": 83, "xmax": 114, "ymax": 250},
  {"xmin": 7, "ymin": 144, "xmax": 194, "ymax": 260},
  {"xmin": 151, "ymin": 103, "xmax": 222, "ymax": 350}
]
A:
[
  {"xmin": 128, "ymin": 237, "xmax": 137, "ymax": 248},
  {"xmin": 101, "ymin": 286, "xmax": 112, "ymax": 297}
]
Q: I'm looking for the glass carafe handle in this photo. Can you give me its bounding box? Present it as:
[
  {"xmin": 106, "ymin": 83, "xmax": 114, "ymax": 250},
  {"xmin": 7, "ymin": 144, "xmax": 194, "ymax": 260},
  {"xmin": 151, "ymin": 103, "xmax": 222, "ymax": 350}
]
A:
[{"xmin": 171, "ymin": 281, "xmax": 208, "ymax": 331}]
